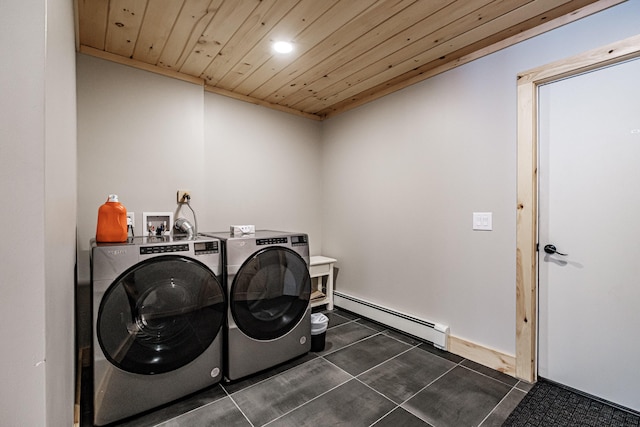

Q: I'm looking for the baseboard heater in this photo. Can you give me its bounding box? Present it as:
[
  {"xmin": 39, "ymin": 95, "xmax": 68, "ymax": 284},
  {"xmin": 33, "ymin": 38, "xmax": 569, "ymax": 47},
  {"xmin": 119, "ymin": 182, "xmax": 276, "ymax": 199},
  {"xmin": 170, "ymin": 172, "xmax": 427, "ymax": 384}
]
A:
[{"xmin": 333, "ymin": 292, "xmax": 449, "ymax": 350}]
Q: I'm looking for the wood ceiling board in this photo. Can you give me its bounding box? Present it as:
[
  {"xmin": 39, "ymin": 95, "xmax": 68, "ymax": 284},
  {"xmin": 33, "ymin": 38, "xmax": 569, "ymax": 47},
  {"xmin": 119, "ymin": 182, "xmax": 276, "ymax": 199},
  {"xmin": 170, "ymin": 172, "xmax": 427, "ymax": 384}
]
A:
[
  {"xmin": 201, "ymin": 0, "xmax": 299, "ymax": 86},
  {"xmin": 178, "ymin": 0, "xmax": 262, "ymax": 77},
  {"xmin": 316, "ymin": 0, "xmax": 617, "ymax": 118},
  {"xmin": 156, "ymin": 0, "xmax": 222, "ymax": 71},
  {"xmin": 262, "ymin": 0, "xmax": 460, "ymax": 108},
  {"xmin": 230, "ymin": 0, "xmax": 379, "ymax": 96},
  {"xmin": 104, "ymin": 0, "xmax": 148, "ymax": 58},
  {"xmin": 76, "ymin": 0, "xmax": 109, "ymax": 50},
  {"xmin": 247, "ymin": 0, "xmax": 418, "ymax": 101},
  {"xmin": 132, "ymin": 0, "xmax": 185, "ymax": 65},
  {"xmin": 296, "ymin": 0, "xmax": 588, "ymax": 113},
  {"xmin": 214, "ymin": 0, "xmax": 341, "ymax": 92}
]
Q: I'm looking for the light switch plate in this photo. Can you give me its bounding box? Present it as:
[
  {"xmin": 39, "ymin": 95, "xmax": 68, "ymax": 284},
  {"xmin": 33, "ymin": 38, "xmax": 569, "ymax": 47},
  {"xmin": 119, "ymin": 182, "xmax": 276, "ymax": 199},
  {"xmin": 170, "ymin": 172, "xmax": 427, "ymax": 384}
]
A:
[{"xmin": 473, "ymin": 212, "xmax": 492, "ymax": 231}]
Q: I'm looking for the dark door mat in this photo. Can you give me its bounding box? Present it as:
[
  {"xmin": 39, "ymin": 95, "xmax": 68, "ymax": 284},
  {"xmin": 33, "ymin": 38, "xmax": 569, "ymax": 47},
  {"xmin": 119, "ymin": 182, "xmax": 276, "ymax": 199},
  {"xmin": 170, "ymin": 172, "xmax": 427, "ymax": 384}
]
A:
[{"xmin": 503, "ymin": 379, "xmax": 639, "ymax": 426}]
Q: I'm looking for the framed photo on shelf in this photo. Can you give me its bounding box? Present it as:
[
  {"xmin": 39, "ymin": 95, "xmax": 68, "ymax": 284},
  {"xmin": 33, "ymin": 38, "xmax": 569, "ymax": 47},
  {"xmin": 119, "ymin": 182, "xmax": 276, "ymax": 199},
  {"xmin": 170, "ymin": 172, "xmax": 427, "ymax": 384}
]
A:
[{"xmin": 142, "ymin": 212, "xmax": 174, "ymax": 237}]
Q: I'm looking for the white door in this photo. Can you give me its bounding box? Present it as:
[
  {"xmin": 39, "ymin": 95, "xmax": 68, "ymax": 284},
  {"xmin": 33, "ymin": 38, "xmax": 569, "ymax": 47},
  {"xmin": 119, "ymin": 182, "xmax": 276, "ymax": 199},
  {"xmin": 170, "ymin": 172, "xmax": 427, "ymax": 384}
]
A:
[{"xmin": 538, "ymin": 57, "xmax": 640, "ymax": 412}]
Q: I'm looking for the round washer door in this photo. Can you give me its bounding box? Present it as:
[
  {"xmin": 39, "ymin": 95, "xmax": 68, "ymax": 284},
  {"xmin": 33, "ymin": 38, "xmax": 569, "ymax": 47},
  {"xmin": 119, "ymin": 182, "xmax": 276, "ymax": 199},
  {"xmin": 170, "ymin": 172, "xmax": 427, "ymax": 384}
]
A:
[
  {"xmin": 231, "ymin": 247, "xmax": 311, "ymax": 340},
  {"xmin": 97, "ymin": 255, "xmax": 226, "ymax": 375}
]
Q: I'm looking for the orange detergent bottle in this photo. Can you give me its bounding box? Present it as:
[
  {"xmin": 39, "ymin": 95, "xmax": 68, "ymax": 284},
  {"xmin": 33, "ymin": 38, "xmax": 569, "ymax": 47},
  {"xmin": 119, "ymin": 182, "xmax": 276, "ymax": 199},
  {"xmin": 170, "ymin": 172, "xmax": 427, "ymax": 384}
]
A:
[{"xmin": 96, "ymin": 194, "xmax": 128, "ymax": 242}]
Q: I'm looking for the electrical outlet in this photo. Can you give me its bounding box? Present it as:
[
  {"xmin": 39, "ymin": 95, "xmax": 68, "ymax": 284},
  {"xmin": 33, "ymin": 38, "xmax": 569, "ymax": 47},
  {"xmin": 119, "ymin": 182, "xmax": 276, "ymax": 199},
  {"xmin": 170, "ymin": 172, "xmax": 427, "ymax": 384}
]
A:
[
  {"xmin": 126, "ymin": 212, "xmax": 135, "ymax": 227},
  {"xmin": 177, "ymin": 190, "xmax": 191, "ymax": 203}
]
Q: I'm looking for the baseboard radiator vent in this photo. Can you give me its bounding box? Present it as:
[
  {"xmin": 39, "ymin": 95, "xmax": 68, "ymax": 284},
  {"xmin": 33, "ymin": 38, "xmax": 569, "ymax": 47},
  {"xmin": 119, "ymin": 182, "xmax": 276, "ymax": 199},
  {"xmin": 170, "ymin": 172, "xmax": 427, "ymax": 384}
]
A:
[{"xmin": 333, "ymin": 292, "xmax": 449, "ymax": 350}]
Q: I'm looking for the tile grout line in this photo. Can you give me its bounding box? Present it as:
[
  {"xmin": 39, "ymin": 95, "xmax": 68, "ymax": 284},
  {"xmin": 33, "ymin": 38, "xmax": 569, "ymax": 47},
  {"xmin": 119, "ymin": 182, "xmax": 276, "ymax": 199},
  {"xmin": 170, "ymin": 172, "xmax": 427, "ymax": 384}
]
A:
[
  {"xmin": 316, "ymin": 329, "xmax": 384, "ymax": 357},
  {"xmin": 146, "ymin": 388, "xmax": 233, "ymax": 427},
  {"xmin": 476, "ymin": 383, "xmax": 520, "ymax": 427},
  {"xmin": 222, "ymin": 354, "xmax": 322, "ymax": 396},
  {"xmin": 333, "ymin": 310, "xmax": 477, "ymax": 368},
  {"xmin": 351, "ymin": 375, "xmax": 400, "ymax": 427},
  {"xmin": 260, "ymin": 376, "xmax": 354, "ymax": 426},
  {"xmin": 228, "ymin": 356, "xmax": 356, "ymax": 427},
  {"xmin": 325, "ymin": 319, "xmax": 355, "ymax": 331},
  {"xmin": 457, "ymin": 362, "xmax": 519, "ymax": 389},
  {"xmin": 320, "ymin": 354, "xmax": 355, "ymax": 374},
  {"xmin": 354, "ymin": 342, "xmax": 420, "ymax": 378},
  {"xmin": 380, "ymin": 329, "xmax": 427, "ymax": 347},
  {"xmin": 325, "ymin": 312, "xmax": 362, "ymax": 328},
  {"xmin": 324, "ymin": 313, "xmax": 497, "ymax": 426},
  {"xmin": 220, "ymin": 383, "xmax": 256, "ymax": 427},
  {"xmin": 514, "ymin": 381, "xmax": 534, "ymax": 393},
  {"xmin": 395, "ymin": 358, "xmax": 464, "ymax": 414},
  {"xmin": 321, "ymin": 319, "xmax": 431, "ymax": 360},
  {"xmin": 332, "ymin": 309, "xmax": 466, "ymax": 362},
  {"xmin": 213, "ymin": 313, "xmax": 380, "ymax": 407},
  {"xmin": 259, "ymin": 341, "xmax": 420, "ymax": 427}
]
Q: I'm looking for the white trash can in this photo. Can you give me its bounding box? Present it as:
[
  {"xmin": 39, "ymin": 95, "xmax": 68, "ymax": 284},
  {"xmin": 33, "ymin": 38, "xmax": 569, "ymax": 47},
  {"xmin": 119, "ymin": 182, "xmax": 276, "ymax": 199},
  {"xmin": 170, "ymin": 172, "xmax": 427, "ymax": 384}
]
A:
[{"xmin": 310, "ymin": 313, "xmax": 329, "ymax": 352}]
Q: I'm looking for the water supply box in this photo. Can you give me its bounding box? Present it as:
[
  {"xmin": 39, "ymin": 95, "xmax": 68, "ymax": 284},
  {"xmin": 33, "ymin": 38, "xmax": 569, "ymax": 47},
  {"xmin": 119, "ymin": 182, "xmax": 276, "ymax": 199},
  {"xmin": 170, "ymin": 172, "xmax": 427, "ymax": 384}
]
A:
[{"xmin": 230, "ymin": 225, "xmax": 255, "ymax": 236}]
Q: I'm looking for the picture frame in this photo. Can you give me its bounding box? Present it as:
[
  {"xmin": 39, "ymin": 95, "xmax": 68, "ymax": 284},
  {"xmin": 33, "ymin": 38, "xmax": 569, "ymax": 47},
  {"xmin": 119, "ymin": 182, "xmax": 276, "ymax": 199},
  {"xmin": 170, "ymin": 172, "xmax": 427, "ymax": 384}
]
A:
[{"xmin": 142, "ymin": 212, "xmax": 174, "ymax": 237}]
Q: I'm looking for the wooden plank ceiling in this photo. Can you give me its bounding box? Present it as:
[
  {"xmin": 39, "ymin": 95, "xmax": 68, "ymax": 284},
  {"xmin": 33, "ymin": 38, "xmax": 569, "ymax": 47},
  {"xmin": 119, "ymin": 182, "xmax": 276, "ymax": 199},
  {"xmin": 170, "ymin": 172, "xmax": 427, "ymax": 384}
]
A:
[{"xmin": 76, "ymin": 0, "xmax": 620, "ymax": 120}]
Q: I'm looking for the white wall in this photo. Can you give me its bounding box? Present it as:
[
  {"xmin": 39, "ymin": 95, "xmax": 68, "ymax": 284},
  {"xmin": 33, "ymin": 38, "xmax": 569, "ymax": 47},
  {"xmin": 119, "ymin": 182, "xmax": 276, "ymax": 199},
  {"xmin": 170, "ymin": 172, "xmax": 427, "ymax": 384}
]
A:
[
  {"xmin": 0, "ymin": 1, "xmax": 47, "ymax": 423},
  {"xmin": 45, "ymin": 0, "xmax": 78, "ymax": 423},
  {"xmin": 0, "ymin": 0, "xmax": 76, "ymax": 425},
  {"xmin": 321, "ymin": 0, "xmax": 640, "ymax": 356},
  {"xmin": 76, "ymin": 55, "xmax": 323, "ymax": 280},
  {"xmin": 202, "ymin": 94, "xmax": 323, "ymax": 251},
  {"xmin": 77, "ymin": 54, "xmax": 206, "ymax": 263}
]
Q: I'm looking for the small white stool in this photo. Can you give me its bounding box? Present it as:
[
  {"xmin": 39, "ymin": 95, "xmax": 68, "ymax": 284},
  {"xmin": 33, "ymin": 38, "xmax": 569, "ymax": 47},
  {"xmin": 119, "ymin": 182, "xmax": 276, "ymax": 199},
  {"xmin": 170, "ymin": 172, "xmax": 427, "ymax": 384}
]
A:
[{"xmin": 309, "ymin": 256, "xmax": 337, "ymax": 310}]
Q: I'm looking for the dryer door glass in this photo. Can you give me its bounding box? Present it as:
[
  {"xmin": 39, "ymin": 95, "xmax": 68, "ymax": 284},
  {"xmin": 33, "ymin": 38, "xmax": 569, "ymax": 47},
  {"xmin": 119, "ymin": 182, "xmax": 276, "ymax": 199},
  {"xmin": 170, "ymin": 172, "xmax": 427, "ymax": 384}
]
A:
[
  {"xmin": 231, "ymin": 247, "xmax": 311, "ymax": 340},
  {"xmin": 97, "ymin": 256, "xmax": 226, "ymax": 375}
]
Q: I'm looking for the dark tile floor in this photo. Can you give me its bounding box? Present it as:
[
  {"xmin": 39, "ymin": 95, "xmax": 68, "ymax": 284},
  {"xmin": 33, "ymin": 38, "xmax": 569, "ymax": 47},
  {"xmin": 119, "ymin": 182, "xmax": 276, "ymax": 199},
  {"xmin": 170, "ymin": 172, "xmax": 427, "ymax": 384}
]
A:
[{"xmin": 97, "ymin": 309, "xmax": 532, "ymax": 427}]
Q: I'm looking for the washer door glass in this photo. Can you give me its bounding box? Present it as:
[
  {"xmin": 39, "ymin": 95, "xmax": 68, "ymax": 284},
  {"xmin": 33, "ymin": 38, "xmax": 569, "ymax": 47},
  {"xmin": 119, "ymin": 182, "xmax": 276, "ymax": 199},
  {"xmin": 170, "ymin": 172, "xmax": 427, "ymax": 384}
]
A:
[
  {"xmin": 97, "ymin": 256, "xmax": 226, "ymax": 375},
  {"xmin": 231, "ymin": 247, "xmax": 311, "ymax": 340}
]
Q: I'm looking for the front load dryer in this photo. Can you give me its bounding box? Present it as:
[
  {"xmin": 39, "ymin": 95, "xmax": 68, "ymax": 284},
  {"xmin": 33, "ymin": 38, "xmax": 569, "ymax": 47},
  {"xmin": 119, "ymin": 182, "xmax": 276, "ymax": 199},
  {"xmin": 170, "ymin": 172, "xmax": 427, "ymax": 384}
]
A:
[
  {"xmin": 200, "ymin": 230, "xmax": 311, "ymax": 381},
  {"xmin": 90, "ymin": 236, "xmax": 226, "ymax": 425}
]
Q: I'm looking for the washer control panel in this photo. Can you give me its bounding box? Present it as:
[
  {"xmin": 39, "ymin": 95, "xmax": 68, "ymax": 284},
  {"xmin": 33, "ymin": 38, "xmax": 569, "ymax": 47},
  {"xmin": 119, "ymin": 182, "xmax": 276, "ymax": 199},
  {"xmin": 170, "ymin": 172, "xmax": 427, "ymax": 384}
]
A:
[
  {"xmin": 257, "ymin": 237, "xmax": 288, "ymax": 245},
  {"xmin": 138, "ymin": 240, "xmax": 219, "ymax": 255},
  {"xmin": 140, "ymin": 244, "xmax": 189, "ymax": 255}
]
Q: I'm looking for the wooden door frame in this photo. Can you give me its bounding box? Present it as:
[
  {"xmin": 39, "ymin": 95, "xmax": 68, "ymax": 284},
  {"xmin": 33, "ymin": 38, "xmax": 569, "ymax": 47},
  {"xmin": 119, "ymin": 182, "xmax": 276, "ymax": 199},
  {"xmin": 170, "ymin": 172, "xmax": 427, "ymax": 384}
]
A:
[{"xmin": 515, "ymin": 33, "xmax": 640, "ymax": 382}]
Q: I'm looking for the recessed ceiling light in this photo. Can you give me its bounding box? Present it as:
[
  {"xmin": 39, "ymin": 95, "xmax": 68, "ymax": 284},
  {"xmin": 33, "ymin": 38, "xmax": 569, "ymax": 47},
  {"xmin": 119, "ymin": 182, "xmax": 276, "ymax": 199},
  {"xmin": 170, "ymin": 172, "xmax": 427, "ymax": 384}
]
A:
[{"xmin": 273, "ymin": 41, "xmax": 293, "ymax": 54}]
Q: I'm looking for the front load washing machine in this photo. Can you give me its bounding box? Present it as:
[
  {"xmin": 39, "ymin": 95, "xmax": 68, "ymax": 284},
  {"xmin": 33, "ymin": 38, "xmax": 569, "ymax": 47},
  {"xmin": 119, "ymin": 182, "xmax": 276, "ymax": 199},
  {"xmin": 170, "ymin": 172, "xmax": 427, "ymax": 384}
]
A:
[
  {"xmin": 90, "ymin": 236, "xmax": 226, "ymax": 425},
  {"xmin": 200, "ymin": 230, "xmax": 311, "ymax": 381}
]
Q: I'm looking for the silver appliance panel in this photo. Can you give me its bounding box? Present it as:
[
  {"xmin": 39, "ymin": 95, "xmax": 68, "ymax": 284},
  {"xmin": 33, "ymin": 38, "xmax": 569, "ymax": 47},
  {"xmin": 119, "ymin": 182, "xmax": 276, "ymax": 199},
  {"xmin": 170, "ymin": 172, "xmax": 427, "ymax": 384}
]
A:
[
  {"xmin": 198, "ymin": 230, "xmax": 311, "ymax": 381},
  {"xmin": 90, "ymin": 235, "xmax": 224, "ymax": 425}
]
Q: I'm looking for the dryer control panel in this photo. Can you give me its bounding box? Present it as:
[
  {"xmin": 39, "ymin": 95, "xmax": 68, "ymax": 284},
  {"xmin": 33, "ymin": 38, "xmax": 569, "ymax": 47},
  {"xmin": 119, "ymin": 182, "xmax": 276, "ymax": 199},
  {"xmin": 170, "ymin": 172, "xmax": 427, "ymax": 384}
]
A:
[
  {"xmin": 291, "ymin": 235, "xmax": 308, "ymax": 246},
  {"xmin": 194, "ymin": 240, "xmax": 219, "ymax": 255}
]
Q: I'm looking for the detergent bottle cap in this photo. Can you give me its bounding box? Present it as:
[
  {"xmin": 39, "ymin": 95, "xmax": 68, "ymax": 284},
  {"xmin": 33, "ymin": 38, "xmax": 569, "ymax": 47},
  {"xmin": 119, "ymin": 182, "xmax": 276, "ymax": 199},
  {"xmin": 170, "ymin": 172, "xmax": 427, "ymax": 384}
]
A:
[{"xmin": 107, "ymin": 194, "xmax": 119, "ymax": 203}]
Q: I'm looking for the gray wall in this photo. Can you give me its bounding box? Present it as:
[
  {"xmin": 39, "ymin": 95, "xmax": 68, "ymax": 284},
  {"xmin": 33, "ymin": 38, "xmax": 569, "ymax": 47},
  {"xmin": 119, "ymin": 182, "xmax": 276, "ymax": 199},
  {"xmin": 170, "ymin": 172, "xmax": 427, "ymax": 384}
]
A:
[
  {"xmin": 76, "ymin": 55, "xmax": 323, "ymax": 280},
  {"xmin": 321, "ymin": 0, "xmax": 640, "ymax": 355},
  {"xmin": 0, "ymin": 0, "xmax": 76, "ymax": 425},
  {"xmin": 45, "ymin": 0, "xmax": 77, "ymax": 423},
  {"xmin": 202, "ymin": 94, "xmax": 322, "ymax": 242},
  {"xmin": 77, "ymin": 56, "xmax": 207, "ymax": 261}
]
